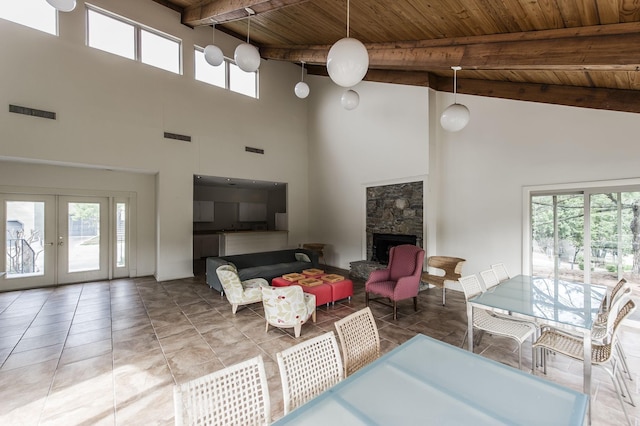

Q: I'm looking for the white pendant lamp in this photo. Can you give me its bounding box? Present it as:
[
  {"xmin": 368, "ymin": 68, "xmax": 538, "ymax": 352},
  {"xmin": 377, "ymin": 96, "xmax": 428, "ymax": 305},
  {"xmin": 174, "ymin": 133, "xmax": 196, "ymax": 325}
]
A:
[
  {"xmin": 440, "ymin": 66, "xmax": 470, "ymax": 132},
  {"xmin": 46, "ymin": 0, "xmax": 76, "ymax": 12},
  {"xmin": 326, "ymin": 0, "xmax": 369, "ymax": 88},
  {"xmin": 204, "ymin": 23, "xmax": 224, "ymax": 67},
  {"xmin": 341, "ymin": 89, "xmax": 360, "ymax": 110},
  {"xmin": 294, "ymin": 62, "xmax": 310, "ymax": 99},
  {"xmin": 234, "ymin": 9, "xmax": 261, "ymax": 73}
]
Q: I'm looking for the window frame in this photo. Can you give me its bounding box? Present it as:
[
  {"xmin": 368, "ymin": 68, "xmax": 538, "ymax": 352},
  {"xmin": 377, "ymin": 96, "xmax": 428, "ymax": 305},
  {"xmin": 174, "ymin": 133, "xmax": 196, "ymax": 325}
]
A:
[
  {"xmin": 523, "ymin": 178, "xmax": 640, "ymax": 282},
  {"xmin": 86, "ymin": 4, "xmax": 182, "ymax": 75},
  {"xmin": 0, "ymin": 0, "xmax": 57, "ymax": 36},
  {"xmin": 194, "ymin": 45, "xmax": 259, "ymax": 99}
]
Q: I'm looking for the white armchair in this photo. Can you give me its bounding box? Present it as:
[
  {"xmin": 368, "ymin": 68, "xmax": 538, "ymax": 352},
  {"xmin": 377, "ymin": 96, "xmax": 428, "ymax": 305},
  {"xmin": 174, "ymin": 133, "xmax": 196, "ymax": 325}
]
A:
[
  {"xmin": 216, "ymin": 264, "xmax": 269, "ymax": 314},
  {"xmin": 261, "ymin": 285, "xmax": 316, "ymax": 338}
]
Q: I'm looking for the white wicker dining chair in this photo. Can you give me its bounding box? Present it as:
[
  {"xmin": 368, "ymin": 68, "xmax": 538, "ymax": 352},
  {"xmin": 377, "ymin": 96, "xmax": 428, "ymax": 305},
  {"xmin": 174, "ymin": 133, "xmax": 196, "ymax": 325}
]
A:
[
  {"xmin": 533, "ymin": 299, "xmax": 636, "ymax": 426},
  {"xmin": 173, "ymin": 355, "xmax": 271, "ymax": 426},
  {"xmin": 276, "ymin": 331, "xmax": 344, "ymax": 415},
  {"xmin": 459, "ymin": 274, "xmax": 537, "ymax": 370},
  {"xmin": 479, "ymin": 269, "xmax": 500, "ymax": 290},
  {"xmin": 334, "ymin": 307, "xmax": 380, "ymax": 377},
  {"xmin": 490, "ymin": 263, "xmax": 511, "ymax": 282},
  {"xmin": 588, "ymin": 279, "xmax": 634, "ymax": 381}
]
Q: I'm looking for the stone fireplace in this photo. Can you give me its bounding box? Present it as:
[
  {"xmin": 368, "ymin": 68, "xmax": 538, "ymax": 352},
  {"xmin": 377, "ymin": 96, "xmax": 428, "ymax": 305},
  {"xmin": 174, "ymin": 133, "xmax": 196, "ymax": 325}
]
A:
[
  {"xmin": 371, "ymin": 233, "xmax": 418, "ymax": 264},
  {"xmin": 350, "ymin": 181, "xmax": 424, "ymax": 280}
]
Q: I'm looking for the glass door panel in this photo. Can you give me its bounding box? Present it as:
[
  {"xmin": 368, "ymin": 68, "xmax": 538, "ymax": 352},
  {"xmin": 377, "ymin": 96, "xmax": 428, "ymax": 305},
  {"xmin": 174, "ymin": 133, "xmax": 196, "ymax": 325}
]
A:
[
  {"xmin": 58, "ymin": 197, "xmax": 108, "ymax": 284},
  {"xmin": 2, "ymin": 195, "xmax": 56, "ymax": 290},
  {"xmin": 589, "ymin": 191, "xmax": 640, "ymax": 287},
  {"xmin": 621, "ymin": 192, "xmax": 640, "ymax": 284},
  {"xmin": 531, "ymin": 194, "xmax": 584, "ymax": 282}
]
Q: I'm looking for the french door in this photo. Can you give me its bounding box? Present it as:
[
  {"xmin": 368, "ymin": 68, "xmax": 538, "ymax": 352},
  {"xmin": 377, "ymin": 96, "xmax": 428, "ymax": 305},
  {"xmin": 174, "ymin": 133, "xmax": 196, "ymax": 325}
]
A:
[
  {"xmin": 530, "ymin": 188, "xmax": 640, "ymax": 286},
  {"xmin": 2, "ymin": 193, "xmax": 128, "ymax": 291}
]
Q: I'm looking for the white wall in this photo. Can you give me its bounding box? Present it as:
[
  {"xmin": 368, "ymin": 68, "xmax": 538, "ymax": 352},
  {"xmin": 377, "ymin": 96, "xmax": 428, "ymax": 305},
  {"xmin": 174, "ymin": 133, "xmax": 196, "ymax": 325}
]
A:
[
  {"xmin": 0, "ymin": 0, "xmax": 310, "ymax": 281},
  {"xmin": 306, "ymin": 70, "xmax": 640, "ymax": 278},
  {"xmin": 307, "ymin": 77, "xmax": 429, "ymax": 268},
  {"xmin": 433, "ymin": 91, "xmax": 640, "ymax": 276}
]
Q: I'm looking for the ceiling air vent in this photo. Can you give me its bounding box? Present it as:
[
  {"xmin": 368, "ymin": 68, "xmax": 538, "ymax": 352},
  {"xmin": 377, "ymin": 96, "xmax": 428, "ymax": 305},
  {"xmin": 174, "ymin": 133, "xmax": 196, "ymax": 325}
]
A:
[
  {"xmin": 245, "ymin": 146, "xmax": 264, "ymax": 154},
  {"xmin": 9, "ymin": 104, "xmax": 56, "ymax": 120},
  {"xmin": 164, "ymin": 132, "xmax": 191, "ymax": 142}
]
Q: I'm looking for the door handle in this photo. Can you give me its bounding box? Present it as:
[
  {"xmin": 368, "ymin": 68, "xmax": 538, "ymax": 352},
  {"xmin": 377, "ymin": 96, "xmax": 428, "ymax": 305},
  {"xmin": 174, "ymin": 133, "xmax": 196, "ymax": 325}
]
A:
[{"xmin": 44, "ymin": 242, "xmax": 54, "ymax": 246}]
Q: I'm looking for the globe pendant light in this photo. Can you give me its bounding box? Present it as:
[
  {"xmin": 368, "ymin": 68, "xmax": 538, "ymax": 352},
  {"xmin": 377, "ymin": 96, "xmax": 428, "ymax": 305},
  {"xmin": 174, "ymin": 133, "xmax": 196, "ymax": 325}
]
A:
[
  {"xmin": 46, "ymin": 0, "xmax": 76, "ymax": 12},
  {"xmin": 204, "ymin": 23, "xmax": 224, "ymax": 67},
  {"xmin": 326, "ymin": 0, "xmax": 369, "ymax": 88},
  {"xmin": 341, "ymin": 89, "xmax": 360, "ymax": 110},
  {"xmin": 294, "ymin": 61, "xmax": 310, "ymax": 99},
  {"xmin": 440, "ymin": 66, "xmax": 470, "ymax": 132},
  {"xmin": 234, "ymin": 10, "xmax": 261, "ymax": 73}
]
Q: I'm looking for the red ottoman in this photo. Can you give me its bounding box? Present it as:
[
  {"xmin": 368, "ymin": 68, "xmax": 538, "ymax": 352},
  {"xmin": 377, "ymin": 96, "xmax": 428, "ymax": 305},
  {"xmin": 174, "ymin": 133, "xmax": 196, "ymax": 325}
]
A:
[
  {"xmin": 295, "ymin": 283, "xmax": 332, "ymax": 307},
  {"xmin": 271, "ymin": 277, "xmax": 292, "ymax": 287},
  {"xmin": 327, "ymin": 279, "xmax": 353, "ymax": 305}
]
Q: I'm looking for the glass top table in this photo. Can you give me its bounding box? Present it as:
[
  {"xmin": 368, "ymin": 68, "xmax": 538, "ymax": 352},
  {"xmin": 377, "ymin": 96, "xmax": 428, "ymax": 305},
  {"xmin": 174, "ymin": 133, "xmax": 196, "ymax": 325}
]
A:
[
  {"xmin": 468, "ymin": 275, "xmax": 606, "ymax": 422},
  {"xmin": 273, "ymin": 334, "xmax": 587, "ymax": 425}
]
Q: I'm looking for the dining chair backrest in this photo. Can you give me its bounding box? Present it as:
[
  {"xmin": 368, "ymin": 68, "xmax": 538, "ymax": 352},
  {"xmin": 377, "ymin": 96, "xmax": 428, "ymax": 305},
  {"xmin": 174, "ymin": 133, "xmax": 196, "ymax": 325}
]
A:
[
  {"xmin": 608, "ymin": 278, "xmax": 629, "ymax": 310},
  {"xmin": 480, "ymin": 269, "xmax": 500, "ymax": 290},
  {"xmin": 276, "ymin": 331, "xmax": 344, "ymax": 415},
  {"xmin": 458, "ymin": 275, "xmax": 485, "ymax": 301},
  {"xmin": 334, "ymin": 307, "xmax": 380, "ymax": 377},
  {"xmin": 596, "ymin": 278, "xmax": 631, "ymax": 328},
  {"xmin": 490, "ymin": 263, "xmax": 510, "ymax": 282},
  {"xmin": 174, "ymin": 355, "xmax": 271, "ymax": 426}
]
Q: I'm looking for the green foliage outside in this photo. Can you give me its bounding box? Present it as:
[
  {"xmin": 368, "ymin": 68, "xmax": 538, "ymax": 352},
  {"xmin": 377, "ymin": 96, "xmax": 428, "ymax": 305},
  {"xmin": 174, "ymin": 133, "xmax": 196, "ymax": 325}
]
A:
[{"xmin": 532, "ymin": 192, "xmax": 640, "ymax": 277}]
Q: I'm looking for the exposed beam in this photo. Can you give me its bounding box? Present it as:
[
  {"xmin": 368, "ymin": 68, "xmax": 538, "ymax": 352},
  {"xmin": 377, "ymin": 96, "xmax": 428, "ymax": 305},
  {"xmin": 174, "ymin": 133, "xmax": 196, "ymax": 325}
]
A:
[
  {"xmin": 182, "ymin": 0, "xmax": 310, "ymax": 27},
  {"xmin": 306, "ymin": 66, "xmax": 639, "ymax": 114},
  {"xmin": 451, "ymin": 78, "xmax": 640, "ymax": 115},
  {"xmin": 151, "ymin": 0, "xmax": 183, "ymax": 14},
  {"xmin": 261, "ymin": 22, "xmax": 640, "ymax": 71}
]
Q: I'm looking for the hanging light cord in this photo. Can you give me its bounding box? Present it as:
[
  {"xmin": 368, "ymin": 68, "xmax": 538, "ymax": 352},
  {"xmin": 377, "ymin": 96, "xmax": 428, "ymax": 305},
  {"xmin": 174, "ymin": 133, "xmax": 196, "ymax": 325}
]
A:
[
  {"xmin": 247, "ymin": 15, "xmax": 251, "ymax": 43},
  {"xmin": 347, "ymin": 0, "xmax": 350, "ymax": 37},
  {"xmin": 453, "ymin": 68, "xmax": 457, "ymax": 103},
  {"xmin": 451, "ymin": 66, "xmax": 461, "ymax": 104},
  {"xmin": 301, "ymin": 61, "xmax": 305, "ymax": 82}
]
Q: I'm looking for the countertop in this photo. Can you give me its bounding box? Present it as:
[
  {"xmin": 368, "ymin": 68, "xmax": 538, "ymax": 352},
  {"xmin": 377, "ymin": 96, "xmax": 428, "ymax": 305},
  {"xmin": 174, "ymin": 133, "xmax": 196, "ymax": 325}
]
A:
[{"xmin": 193, "ymin": 230, "xmax": 287, "ymax": 235}]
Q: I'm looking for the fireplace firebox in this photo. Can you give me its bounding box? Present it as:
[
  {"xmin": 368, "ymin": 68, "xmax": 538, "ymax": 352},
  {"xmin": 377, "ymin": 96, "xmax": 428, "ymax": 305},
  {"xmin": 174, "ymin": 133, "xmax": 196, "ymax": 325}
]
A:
[{"xmin": 371, "ymin": 233, "xmax": 418, "ymax": 264}]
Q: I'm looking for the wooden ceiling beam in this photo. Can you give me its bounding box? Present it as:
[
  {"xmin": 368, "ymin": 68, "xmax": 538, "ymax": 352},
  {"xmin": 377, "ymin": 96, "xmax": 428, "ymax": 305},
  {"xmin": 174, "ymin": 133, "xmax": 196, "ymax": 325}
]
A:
[
  {"xmin": 452, "ymin": 78, "xmax": 640, "ymax": 115},
  {"xmin": 306, "ymin": 67, "xmax": 639, "ymax": 114},
  {"xmin": 182, "ymin": 0, "xmax": 310, "ymax": 27},
  {"xmin": 261, "ymin": 22, "xmax": 640, "ymax": 71}
]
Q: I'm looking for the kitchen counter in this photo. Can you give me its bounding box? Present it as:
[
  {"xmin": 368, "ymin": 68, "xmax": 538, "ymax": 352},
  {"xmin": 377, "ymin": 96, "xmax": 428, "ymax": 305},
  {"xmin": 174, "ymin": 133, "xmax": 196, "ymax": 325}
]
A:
[{"xmin": 218, "ymin": 230, "xmax": 288, "ymax": 256}]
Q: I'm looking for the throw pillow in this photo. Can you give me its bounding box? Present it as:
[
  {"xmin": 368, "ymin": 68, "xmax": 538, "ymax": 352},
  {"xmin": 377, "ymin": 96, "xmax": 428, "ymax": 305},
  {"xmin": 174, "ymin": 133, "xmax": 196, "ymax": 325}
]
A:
[{"xmin": 295, "ymin": 252, "xmax": 311, "ymax": 262}]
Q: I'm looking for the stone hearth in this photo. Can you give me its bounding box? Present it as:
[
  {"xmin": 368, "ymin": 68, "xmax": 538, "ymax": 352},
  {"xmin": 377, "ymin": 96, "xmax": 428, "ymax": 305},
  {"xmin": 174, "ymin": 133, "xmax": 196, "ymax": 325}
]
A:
[{"xmin": 350, "ymin": 180, "xmax": 425, "ymax": 285}]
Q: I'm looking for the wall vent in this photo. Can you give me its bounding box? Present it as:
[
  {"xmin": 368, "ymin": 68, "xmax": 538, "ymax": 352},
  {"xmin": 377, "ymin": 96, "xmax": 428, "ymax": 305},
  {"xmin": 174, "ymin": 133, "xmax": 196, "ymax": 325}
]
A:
[
  {"xmin": 164, "ymin": 132, "xmax": 191, "ymax": 142},
  {"xmin": 9, "ymin": 105, "xmax": 56, "ymax": 120},
  {"xmin": 245, "ymin": 146, "xmax": 264, "ymax": 154}
]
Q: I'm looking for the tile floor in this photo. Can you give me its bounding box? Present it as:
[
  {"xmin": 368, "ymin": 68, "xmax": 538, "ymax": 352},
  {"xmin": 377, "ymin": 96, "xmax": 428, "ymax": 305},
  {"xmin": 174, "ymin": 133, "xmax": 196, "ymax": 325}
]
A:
[{"xmin": 0, "ymin": 268, "xmax": 638, "ymax": 425}]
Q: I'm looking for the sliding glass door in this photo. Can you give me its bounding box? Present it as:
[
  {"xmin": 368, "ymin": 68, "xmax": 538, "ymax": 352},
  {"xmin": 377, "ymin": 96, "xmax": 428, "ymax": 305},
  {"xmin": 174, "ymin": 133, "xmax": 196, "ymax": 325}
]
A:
[
  {"xmin": 531, "ymin": 193, "xmax": 585, "ymax": 282},
  {"xmin": 589, "ymin": 191, "xmax": 640, "ymax": 286},
  {"xmin": 530, "ymin": 188, "xmax": 640, "ymax": 285}
]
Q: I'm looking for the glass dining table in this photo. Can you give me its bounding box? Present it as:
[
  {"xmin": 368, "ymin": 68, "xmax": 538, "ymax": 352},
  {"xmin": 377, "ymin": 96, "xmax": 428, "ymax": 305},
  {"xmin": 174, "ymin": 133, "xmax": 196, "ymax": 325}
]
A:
[
  {"xmin": 468, "ymin": 275, "xmax": 606, "ymax": 421},
  {"xmin": 272, "ymin": 333, "xmax": 587, "ymax": 425}
]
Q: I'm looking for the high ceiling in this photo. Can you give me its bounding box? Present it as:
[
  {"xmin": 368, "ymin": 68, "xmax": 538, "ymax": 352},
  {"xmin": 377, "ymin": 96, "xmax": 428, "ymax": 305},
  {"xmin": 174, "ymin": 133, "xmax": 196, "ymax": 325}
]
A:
[{"xmin": 154, "ymin": 0, "xmax": 640, "ymax": 114}]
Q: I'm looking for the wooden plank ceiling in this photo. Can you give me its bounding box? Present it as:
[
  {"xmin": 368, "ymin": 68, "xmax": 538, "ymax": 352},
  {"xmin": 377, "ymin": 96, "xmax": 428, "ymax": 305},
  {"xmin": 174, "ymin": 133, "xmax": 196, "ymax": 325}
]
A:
[{"xmin": 154, "ymin": 0, "xmax": 640, "ymax": 113}]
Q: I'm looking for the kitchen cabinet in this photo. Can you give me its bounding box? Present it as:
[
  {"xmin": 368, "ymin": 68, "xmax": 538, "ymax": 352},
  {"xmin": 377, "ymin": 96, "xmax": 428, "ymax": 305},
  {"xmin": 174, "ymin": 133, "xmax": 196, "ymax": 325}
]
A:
[
  {"xmin": 193, "ymin": 201, "xmax": 214, "ymax": 222},
  {"xmin": 193, "ymin": 234, "xmax": 219, "ymax": 258}
]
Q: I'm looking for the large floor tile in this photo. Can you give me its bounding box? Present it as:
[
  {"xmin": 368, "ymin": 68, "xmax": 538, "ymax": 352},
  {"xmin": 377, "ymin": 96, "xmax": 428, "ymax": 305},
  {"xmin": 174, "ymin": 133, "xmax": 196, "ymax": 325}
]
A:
[{"xmin": 0, "ymin": 271, "xmax": 637, "ymax": 425}]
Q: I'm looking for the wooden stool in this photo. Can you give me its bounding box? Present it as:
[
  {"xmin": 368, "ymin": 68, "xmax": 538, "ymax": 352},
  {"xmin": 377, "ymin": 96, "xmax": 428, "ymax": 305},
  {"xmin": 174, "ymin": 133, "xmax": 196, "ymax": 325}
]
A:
[
  {"xmin": 303, "ymin": 243, "xmax": 325, "ymax": 264},
  {"xmin": 421, "ymin": 256, "xmax": 466, "ymax": 306}
]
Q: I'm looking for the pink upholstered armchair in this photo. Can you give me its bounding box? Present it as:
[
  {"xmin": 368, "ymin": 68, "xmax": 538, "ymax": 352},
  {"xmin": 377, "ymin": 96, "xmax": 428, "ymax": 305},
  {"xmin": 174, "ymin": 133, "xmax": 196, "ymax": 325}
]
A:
[{"xmin": 365, "ymin": 244, "xmax": 425, "ymax": 320}]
